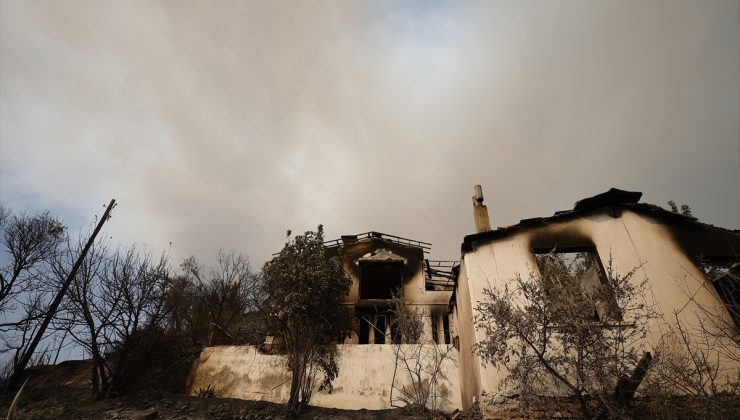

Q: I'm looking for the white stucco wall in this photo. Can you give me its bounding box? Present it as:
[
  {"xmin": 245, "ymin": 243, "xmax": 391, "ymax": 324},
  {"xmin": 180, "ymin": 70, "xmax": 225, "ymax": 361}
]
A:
[
  {"xmin": 453, "ymin": 259, "xmax": 483, "ymax": 410},
  {"xmin": 188, "ymin": 344, "xmax": 462, "ymax": 411},
  {"xmin": 454, "ymin": 209, "xmax": 740, "ymax": 409}
]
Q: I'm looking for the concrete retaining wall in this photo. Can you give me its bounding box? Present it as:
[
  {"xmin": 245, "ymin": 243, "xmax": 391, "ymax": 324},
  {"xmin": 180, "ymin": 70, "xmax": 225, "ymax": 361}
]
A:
[{"xmin": 187, "ymin": 344, "xmax": 461, "ymax": 411}]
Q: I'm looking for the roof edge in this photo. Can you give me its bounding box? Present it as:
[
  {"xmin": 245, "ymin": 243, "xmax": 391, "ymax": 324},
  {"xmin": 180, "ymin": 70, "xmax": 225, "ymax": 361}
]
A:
[{"xmin": 461, "ymin": 188, "xmax": 734, "ymax": 253}]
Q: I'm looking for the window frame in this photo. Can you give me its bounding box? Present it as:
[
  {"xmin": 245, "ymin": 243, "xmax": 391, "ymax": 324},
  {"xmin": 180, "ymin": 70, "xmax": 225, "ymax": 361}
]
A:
[
  {"xmin": 698, "ymin": 256, "xmax": 740, "ymax": 329},
  {"xmin": 531, "ymin": 245, "xmax": 622, "ymax": 323}
]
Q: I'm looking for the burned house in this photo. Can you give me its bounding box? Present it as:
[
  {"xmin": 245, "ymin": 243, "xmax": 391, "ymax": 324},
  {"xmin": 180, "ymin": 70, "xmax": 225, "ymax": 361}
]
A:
[
  {"xmin": 327, "ymin": 232, "xmax": 456, "ymax": 346},
  {"xmin": 188, "ymin": 231, "xmax": 463, "ymax": 410},
  {"xmin": 452, "ymin": 187, "xmax": 740, "ymax": 410},
  {"xmin": 188, "ymin": 186, "xmax": 739, "ymax": 412}
]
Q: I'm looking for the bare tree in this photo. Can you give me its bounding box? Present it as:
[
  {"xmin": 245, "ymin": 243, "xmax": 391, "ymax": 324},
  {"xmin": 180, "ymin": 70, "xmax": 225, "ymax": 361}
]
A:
[
  {"xmin": 178, "ymin": 250, "xmax": 261, "ymax": 345},
  {"xmin": 162, "ymin": 274, "xmax": 210, "ymax": 346},
  {"xmin": 0, "ymin": 207, "xmax": 65, "ymax": 313},
  {"xmin": 0, "ymin": 285, "xmax": 58, "ymax": 380},
  {"xmin": 0, "ymin": 207, "xmax": 65, "ymax": 381},
  {"xmin": 0, "ymin": 208, "xmax": 65, "ymax": 309},
  {"xmin": 389, "ymin": 294, "xmax": 455, "ymax": 414},
  {"xmin": 642, "ymin": 264, "xmax": 740, "ymax": 418},
  {"xmin": 106, "ymin": 245, "xmax": 170, "ymax": 395},
  {"xmin": 56, "ymin": 242, "xmax": 171, "ymax": 398},
  {"xmin": 6, "ymin": 199, "xmax": 116, "ymax": 391},
  {"xmin": 54, "ymin": 237, "xmax": 113, "ymax": 397},
  {"xmin": 475, "ymin": 252, "xmax": 654, "ymax": 418}
]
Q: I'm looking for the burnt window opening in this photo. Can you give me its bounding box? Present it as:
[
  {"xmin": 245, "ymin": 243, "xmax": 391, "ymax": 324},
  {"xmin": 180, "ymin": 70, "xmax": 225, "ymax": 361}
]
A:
[
  {"xmin": 431, "ymin": 315, "xmax": 438, "ymax": 344},
  {"xmin": 431, "ymin": 313, "xmax": 452, "ymax": 345},
  {"xmin": 424, "ymin": 260, "xmax": 457, "ymax": 291},
  {"xmin": 533, "ymin": 247, "xmax": 621, "ymax": 322},
  {"xmin": 374, "ymin": 315, "xmax": 388, "ymax": 344},
  {"xmin": 359, "ymin": 264, "xmax": 403, "ymax": 300},
  {"xmin": 357, "ymin": 309, "xmax": 393, "ymax": 344},
  {"xmin": 700, "ymin": 258, "xmax": 740, "ymax": 328},
  {"xmin": 359, "ymin": 316, "xmax": 369, "ymax": 344}
]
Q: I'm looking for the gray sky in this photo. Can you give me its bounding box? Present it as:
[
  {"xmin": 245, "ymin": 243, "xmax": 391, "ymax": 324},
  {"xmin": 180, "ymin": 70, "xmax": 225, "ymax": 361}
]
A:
[{"xmin": 1, "ymin": 0, "xmax": 738, "ymax": 265}]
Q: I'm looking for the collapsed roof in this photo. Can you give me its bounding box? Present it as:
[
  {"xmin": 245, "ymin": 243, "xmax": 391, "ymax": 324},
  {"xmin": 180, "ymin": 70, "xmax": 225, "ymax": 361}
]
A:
[{"xmin": 462, "ymin": 188, "xmax": 740, "ymax": 253}]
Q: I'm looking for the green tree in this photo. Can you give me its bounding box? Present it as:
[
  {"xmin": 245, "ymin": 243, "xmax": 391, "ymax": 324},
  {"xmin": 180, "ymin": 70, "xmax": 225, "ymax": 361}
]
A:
[{"xmin": 261, "ymin": 225, "xmax": 352, "ymax": 418}]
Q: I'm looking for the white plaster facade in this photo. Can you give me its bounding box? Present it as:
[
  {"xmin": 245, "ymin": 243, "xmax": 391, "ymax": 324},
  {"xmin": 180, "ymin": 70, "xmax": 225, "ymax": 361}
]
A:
[{"xmin": 452, "ymin": 189, "xmax": 740, "ymax": 409}]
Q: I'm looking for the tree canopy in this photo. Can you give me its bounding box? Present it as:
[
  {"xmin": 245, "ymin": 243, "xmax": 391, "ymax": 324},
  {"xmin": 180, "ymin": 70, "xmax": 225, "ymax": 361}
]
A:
[{"xmin": 261, "ymin": 225, "xmax": 352, "ymax": 418}]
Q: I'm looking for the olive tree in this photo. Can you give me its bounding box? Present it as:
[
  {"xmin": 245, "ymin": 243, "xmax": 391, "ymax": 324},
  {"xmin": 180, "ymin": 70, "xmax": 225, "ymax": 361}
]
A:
[{"xmin": 261, "ymin": 226, "xmax": 352, "ymax": 418}]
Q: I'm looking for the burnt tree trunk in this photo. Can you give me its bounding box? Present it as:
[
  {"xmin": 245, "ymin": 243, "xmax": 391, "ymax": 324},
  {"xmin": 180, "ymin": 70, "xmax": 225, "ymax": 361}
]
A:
[
  {"xmin": 595, "ymin": 351, "xmax": 653, "ymax": 419},
  {"xmin": 615, "ymin": 351, "xmax": 653, "ymax": 405},
  {"xmin": 285, "ymin": 356, "xmax": 305, "ymax": 418}
]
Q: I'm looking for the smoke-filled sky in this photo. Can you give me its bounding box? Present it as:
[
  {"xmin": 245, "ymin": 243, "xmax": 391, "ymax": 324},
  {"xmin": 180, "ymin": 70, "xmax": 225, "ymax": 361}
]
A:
[{"xmin": 1, "ymin": 0, "xmax": 738, "ymax": 265}]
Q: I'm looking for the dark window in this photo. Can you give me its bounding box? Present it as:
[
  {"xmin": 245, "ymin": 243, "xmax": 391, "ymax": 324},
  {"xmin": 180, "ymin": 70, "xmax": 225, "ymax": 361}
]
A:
[
  {"xmin": 374, "ymin": 315, "xmax": 387, "ymax": 344},
  {"xmin": 431, "ymin": 315, "xmax": 438, "ymax": 344},
  {"xmin": 533, "ymin": 247, "xmax": 621, "ymax": 321},
  {"xmin": 360, "ymin": 264, "xmax": 403, "ymax": 299},
  {"xmin": 431, "ymin": 314, "xmax": 452, "ymax": 344},
  {"xmin": 700, "ymin": 259, "xmax": 740, "ymax": 328},
  {"xmin": 357, "ymin": 310, "xmax": 392, "ymax": 344},
  {"xmin": 359, "ymin": 315, "xmax": 370, "ymax": 344}
]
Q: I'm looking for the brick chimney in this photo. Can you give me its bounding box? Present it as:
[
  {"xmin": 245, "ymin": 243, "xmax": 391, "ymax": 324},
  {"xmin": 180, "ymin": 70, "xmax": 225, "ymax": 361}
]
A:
[{"xmin": 472, "ymin": 185, "xmax": 492, "ymax": 233}]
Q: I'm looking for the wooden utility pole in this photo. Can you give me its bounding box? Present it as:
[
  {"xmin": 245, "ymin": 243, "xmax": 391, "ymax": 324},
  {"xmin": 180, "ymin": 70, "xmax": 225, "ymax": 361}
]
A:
[{"xmin": 6, "ymin": 199, "xmax": 116, "ymax": 391}]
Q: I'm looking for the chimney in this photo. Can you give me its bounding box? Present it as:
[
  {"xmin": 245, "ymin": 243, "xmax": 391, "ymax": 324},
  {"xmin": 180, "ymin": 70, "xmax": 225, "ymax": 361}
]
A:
[{"xmin": 472, "ymin": 185, "xmax": 492, "ymax": 233}]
